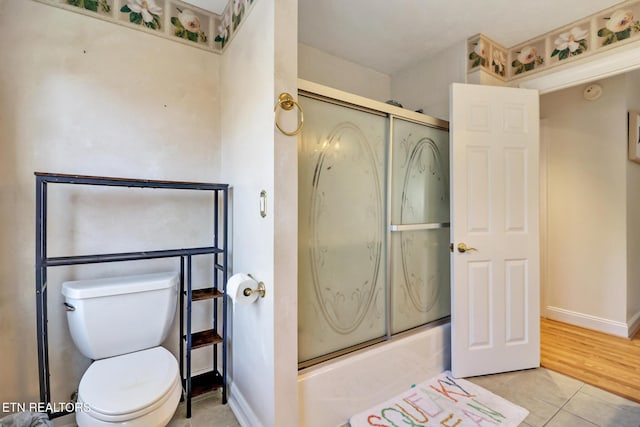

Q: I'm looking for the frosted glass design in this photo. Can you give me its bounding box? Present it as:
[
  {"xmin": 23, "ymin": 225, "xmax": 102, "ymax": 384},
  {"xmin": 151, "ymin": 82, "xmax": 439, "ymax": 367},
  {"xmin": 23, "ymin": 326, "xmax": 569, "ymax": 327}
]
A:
[
  {"xmin": 298, "ymin": 99, "xmax": 451, "ymax": 364},
  {"xmin": 391, "ymin": 119, "xmax": 451, "ymax": 333},
  {"xmin": 298, "ymin": 96, "xmax": 387, "ymax": 363},
  {"xmin": 391, "ymin": 120, "xmax": 449, "ymax": 224},
  {"xmin": 391, "ymin": 229, "xmax": 451, "ymax": 333}
]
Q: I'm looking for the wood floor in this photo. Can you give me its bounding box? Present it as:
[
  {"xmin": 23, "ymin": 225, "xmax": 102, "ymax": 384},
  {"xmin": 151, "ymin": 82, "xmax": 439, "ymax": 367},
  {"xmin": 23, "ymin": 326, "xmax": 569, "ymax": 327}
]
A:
[{"xmin": 540, "ymin": 317, "xmax": 640, "ymax": 403}]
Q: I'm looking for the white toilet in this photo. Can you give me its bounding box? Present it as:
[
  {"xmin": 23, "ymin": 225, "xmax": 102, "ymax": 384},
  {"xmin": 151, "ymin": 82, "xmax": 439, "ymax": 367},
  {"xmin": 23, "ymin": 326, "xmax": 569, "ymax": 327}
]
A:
[{"xmin": 62, "ymin": 272, "xmax": 182, "ymax": 427}]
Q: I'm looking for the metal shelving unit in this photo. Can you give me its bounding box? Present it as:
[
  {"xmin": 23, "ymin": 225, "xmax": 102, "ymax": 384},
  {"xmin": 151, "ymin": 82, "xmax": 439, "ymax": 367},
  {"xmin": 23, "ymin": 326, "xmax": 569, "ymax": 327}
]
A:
[{"xmin": 35, "ymin": 172, "xmax": 228, "ymax": 419}]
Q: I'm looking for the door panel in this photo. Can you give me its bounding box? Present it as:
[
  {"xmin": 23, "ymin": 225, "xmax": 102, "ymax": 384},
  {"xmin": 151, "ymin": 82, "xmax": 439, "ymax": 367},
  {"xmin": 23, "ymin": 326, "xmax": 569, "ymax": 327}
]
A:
[
  {"xmin": 468, "ymin": 260, "xmax": 493, "ymax": 349},
  {"xmin": 451, "ymin": 83, "xmax": 540, "ymax": 378},
  {"xmin": 505, "ymin": 259, "xmax": 528, "ymax": 343},
  {"xmin": 390, "ymin": 119, "xmax": 450, "ymax": 334},
  {"xmin": 505, "ymin": 148, "xmax": 528, "ymax": 232},
  {"xmin": 298, "ymin": 95, "xmax": 387, "ymax": 364},
  {"xmin": 467, "ymin": 147, "xmax": 491, "ymax": 232}
]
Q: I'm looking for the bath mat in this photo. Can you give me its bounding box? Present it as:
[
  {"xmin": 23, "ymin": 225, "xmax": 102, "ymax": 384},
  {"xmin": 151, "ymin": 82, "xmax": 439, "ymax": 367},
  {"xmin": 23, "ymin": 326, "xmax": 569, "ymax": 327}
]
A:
[{"xmin": 349, "ymin": 371, "xmax": 528, "ymax": 427}]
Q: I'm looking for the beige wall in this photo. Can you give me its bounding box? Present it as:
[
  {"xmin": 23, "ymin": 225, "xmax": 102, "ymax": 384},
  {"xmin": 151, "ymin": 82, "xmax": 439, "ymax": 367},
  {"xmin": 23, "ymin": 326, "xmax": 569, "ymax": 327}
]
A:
[
  {"xmin": 272, "ymin": 0, "xmax": 299, "ymax": 424},
  {"xmin": 298, "ymin": 43, "xmax": 391, "ymax": 102},
  {"xmin": 221, "ymin": 0, "xmax": 298, "ymax": 425},
  {"xmin": 0, "ymin": 1, "xmax": 300, "ymax": 425},
  {"xmin": 625, "ymin": 71, "xmax": 640, "ymax": 331},
  {"xmin": 541, "ymin": 73, "xmax": 640, "ymax": 336},
  {"xmin": 298, "ymin": 40, "xmax": 467, "ymax": 122},
  {"xmin": 390, "ymin": 40, "xmax": 467, "ymax": 121},
  {"xmin": 220, "ymin": 0, "xmax": 275, "ymax": 423},
  {"xmin": 0, "ymin": 0, "xmax": 221, "ymax": 407}
]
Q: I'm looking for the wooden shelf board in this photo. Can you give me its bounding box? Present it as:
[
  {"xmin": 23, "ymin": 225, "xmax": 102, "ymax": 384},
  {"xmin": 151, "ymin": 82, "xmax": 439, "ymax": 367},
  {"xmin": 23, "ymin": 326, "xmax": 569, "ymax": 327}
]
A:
[
  {"xmin": 183, "ymin": 370, "xmax": 223, "ymax": 397},
  {"xmin": 191, "ymin": 288, "xmax": 224, "ymax": 301},
  {"xmin": 187, "ymin": 329, "xmax": 222, "ymax": 349}
]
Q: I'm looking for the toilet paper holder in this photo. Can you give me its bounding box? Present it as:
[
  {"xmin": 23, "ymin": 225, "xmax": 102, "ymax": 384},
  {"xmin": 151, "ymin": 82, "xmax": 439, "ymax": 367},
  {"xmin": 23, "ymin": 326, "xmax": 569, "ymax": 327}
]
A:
[{"xmin": 244, "ymin": 274, "xmax": 266, "ymax": 298}]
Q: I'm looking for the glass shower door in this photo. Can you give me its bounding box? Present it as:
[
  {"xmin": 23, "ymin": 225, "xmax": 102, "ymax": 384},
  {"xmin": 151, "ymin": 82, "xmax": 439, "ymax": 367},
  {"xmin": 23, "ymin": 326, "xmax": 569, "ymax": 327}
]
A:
[
  {"xmin": 390, "ymin": 118, "xmax": 450, "ymax": 334},
  {"xmin": 298, "ymin": 95, "xmax": 387, "ymax": 365}
]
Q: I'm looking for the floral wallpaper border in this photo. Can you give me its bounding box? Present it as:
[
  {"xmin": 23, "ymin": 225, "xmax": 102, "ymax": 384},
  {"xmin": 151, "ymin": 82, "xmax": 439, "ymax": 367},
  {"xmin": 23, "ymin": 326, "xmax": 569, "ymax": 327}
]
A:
[
  {"xmin": 468, "ymin": 0, "xmax": 640, "ymax": 82},
  {"xmin": 468, "ymin": 35, "xmax": 509, "ymax": 80},
  {"xmin": 33, "ymin": 0, "xmax": 257, "ymax": 54}
]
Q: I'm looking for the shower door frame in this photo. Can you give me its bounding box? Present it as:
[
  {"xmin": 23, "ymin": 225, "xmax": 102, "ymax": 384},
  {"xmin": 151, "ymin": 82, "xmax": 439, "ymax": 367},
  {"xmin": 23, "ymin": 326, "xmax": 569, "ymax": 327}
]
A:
[{"xmin": 298, "ymin": 79, "xmax": 450, "ymax": 368}]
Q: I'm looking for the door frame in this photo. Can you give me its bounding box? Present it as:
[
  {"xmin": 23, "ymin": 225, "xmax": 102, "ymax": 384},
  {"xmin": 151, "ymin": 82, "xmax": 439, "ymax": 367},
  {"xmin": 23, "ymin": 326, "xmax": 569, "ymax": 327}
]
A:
[{"xmin": 520, "ymin": 42, "xmax": 640, "ymax": 333}]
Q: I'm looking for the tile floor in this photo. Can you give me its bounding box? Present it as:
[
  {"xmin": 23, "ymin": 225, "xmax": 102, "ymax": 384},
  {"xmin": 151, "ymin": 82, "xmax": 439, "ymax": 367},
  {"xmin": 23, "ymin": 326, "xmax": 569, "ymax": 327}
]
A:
[
  {"xmin": 143, "ymin": 368, "xmax": 640, "ymax": 427},
  {"xmin": 468, "ymin": 368, "xmax": 640, "ymax": 427},
  {"xmin": 167, "ymin": 393, "xmax": 240, "ymax": 427}
]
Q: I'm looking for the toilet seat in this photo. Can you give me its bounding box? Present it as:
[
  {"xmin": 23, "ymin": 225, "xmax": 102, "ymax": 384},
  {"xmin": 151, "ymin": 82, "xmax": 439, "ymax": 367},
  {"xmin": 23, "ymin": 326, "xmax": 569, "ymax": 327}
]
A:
[{"xmin": 77, "ymin": 347, "xmax": 181, "ymax": 424}]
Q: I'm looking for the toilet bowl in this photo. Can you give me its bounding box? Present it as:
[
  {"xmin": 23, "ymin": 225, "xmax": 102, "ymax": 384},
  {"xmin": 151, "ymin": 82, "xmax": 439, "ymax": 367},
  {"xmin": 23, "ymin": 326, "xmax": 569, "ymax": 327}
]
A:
[
  {"xmin": 62, "ymin": 272, "xmax": 181, "ymax": 427},
  {"xmin": 75, "ymin": 347, "xmax": 181, "ymax": 427}
]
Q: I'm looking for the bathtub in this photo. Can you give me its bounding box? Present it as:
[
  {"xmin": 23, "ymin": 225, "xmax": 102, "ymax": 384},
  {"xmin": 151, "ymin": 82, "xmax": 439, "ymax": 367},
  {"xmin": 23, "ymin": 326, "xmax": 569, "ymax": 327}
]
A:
[{"xmin": 297, "ymin": 322, "xmax": 451, "ymax": 427}]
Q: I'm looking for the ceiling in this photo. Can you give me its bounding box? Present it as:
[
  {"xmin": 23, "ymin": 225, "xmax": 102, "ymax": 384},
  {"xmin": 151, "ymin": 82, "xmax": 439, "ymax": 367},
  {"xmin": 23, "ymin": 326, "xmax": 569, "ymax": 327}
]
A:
[{"xmin": 298, "ymin": 0, "xmax": 626, "ymax": 75}]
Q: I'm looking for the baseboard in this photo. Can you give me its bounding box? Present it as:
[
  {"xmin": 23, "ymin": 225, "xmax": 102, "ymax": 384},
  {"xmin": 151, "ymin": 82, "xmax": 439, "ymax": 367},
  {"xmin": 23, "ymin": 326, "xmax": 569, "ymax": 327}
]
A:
[
  {"xmin": 544, "ymin": 306, "xmax": 629, "ymax": 337},
  {"xmin": 228, "ymin": 381, "xmax": 262, "ymax": 427},
  {"xmin": 627, "ymin": 310, "xmax": 640, "ymax": 338}
]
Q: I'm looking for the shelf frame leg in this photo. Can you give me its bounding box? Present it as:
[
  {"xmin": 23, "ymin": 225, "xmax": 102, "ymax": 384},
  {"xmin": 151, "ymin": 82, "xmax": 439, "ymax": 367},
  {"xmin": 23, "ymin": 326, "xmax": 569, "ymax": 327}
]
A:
[{"xmin": 186, "ymin": 255, "xmax": 193, "ymax": 418}]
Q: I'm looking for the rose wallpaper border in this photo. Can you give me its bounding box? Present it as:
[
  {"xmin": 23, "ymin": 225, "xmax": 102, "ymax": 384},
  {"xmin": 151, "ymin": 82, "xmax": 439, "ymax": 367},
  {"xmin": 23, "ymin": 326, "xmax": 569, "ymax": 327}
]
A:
[
  {"xmin": 33, "ymin": 0, "xmax": 257, "ymax": 54},
  {"xmin": 468, "ymin": 0, "xmax": 640, "ymax": 82}
]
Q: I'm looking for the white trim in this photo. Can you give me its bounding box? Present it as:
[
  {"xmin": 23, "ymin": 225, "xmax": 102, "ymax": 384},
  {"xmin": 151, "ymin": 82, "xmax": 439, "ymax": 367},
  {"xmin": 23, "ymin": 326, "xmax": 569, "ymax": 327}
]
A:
[
  {"xmin": 627, "ymin": 310, "xmax": 640, "ymax": 338},
  {"xmin": 539, "ymin": 118, "xmax": 550, "ymax": 319},
  {"xmin": 544, "ymin": 306, "xmax": 629, "ymax": 337},
  {"xmin": 517, "ymin": 42, "xmax": 640, "ymax": 94},
  {"xmin": 228, "ymin": 381, "xmax": 262, "ymax": 427},
  {"xmin": 298, "ymin": 79, "xmax": 449, "ymax": 130}
]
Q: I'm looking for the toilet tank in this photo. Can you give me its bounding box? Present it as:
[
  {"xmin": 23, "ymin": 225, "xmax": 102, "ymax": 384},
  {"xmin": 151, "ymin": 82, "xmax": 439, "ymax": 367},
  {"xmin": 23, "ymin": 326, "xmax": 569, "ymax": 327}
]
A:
[{"xmin": 62, "ymin": 272, "xmax": 179, "ymax": 360}]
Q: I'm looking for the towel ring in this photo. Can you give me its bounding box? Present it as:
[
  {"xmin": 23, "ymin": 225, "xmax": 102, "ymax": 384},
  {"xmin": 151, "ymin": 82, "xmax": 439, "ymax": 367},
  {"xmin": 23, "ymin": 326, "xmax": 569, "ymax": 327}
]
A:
[{"xmin": 274, "ymin": 92, "xmax": 304, "ymax": 136}]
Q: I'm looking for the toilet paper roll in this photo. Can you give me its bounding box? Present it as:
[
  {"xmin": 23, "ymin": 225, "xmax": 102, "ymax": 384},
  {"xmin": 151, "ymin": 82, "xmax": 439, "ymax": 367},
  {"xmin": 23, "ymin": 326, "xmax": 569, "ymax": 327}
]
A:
[{"xmin": 227, "ymin": 273, "xmax": 259, "ymax": 305}]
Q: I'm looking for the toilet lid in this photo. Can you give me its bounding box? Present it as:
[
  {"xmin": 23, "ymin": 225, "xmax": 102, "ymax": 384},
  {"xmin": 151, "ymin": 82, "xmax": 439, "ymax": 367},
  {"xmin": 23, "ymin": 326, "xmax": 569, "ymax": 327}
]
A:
[{"xmin": 79, "ymin": 346, "xmax": 179, "ymax": 417}]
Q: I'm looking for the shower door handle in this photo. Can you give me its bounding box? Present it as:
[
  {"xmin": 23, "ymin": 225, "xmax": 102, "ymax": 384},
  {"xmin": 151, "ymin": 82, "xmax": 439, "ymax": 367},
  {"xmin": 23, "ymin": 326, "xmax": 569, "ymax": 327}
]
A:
[{"xmin": 389, "ymin": 222, "xmax": 450, "ymax": 232}]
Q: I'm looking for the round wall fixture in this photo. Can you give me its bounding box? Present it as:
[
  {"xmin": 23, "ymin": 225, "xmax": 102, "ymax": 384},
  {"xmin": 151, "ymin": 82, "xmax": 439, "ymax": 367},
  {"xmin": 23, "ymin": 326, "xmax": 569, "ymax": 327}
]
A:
[{"xmin": 583, "ymin": 83, "xmax": 603, "ymax": 101}]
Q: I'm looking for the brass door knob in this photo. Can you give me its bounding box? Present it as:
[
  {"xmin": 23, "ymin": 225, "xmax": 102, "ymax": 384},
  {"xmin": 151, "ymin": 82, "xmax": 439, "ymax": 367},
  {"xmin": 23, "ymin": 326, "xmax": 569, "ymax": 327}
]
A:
[{"xmin": 457, "ymin": 243, "xmax": 478, "ymax": 253}]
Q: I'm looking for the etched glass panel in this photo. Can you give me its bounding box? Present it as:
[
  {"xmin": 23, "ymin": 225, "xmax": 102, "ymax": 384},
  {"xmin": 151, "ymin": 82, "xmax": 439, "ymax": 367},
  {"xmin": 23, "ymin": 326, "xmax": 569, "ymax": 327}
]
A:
[
  {"xmin": 391, "ymin": 120, "xmax": 449, "ymax": 224},
  {"xmin": 391, "ymin": 229, "xmax": 451, "ymax": 333},
  {"xmin": 390, "ymin": 119, "xmax": 450, "ymax": 333},
  {"xmin": 298, "ymin": 96, "xmax": 387, "ymax": 363}
]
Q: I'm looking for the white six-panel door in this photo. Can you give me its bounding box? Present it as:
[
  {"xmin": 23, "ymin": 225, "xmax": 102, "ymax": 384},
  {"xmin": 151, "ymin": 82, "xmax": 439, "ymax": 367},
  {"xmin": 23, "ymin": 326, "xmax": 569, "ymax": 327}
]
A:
[{"xmin": 450, "ymin": 83, "xmax": 540, "ymax": 378}]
